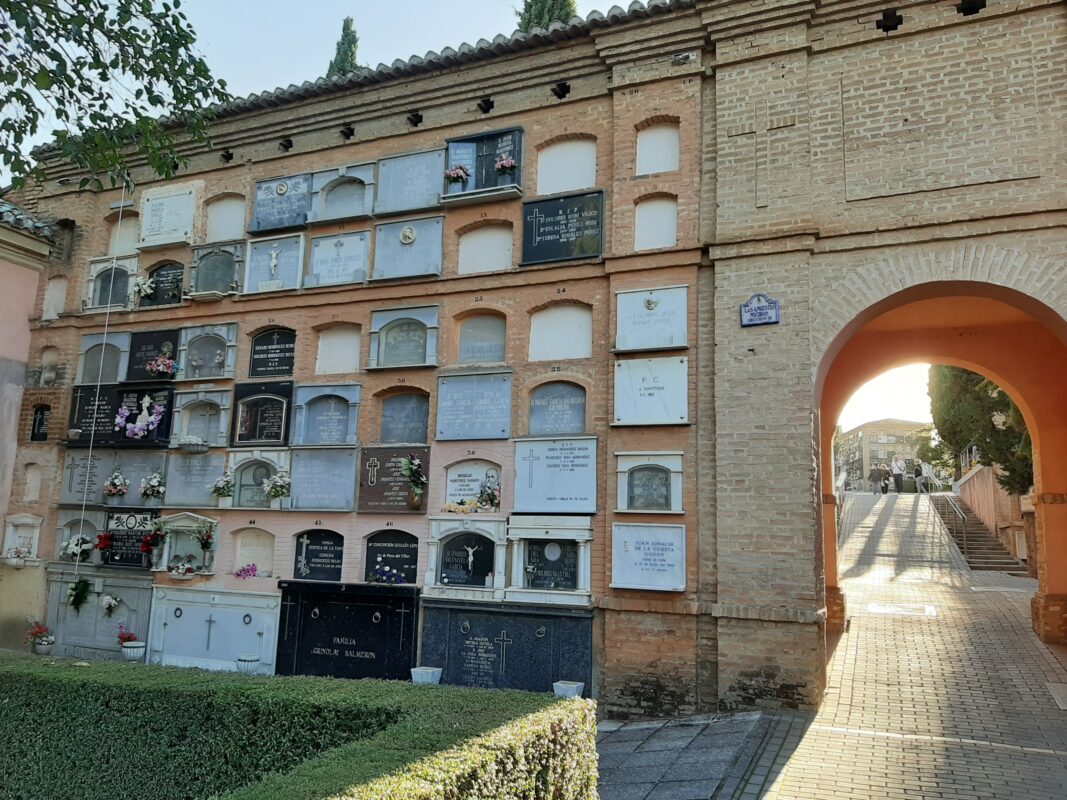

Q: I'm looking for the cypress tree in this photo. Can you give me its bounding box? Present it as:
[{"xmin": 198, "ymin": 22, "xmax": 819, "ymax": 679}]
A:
[
  {"xmin": 516, "ymin": 0, "xmax": 579, "ymax": 33},
  {"xmin": 327, "ymin": 17, "xmax": 360, "ymax": 78}
]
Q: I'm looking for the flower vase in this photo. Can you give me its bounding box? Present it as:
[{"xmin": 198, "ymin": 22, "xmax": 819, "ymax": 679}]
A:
[
  {"xmin": 121, "ymin": 641, "xmax": 146, "ymax": 662},
  {"xmin": 34, "ymin": 643, "xmax": 53, "ymax": 656},
  {"xmin": 104, "ymin": 494, "xmax": 122, "ymax": 507},
  {"xmin": 235, "ymin": 654, "xmax": 260, "ymax": 674},
  {"xmin": 144, "ymin": 497, "xmax": 161, "ymax": 508},
  {"xmin": 270, "ymin": 497, "xmax": 282, "ymax": 510},
  {"xmin": 216, "ymin": 495, "xmax": 233, "ymax": 509},
  {"xmin": 407, "ymin": 490, "xmax": 423, "ymax": 511},
  {"xmin": 201, "ymin": 550, "xmax": 215, "ymax": 574},
  {"xmin": 150, "ymin": 546, "xmax": 164, "ymax": 571}
]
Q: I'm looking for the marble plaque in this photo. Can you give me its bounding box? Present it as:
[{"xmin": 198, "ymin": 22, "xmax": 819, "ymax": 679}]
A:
[
  {"xmin": 358, "ymin": 446, "xmax": 430, "ymax": 513},
  {"xmin": 304, "ymin": 395, "xmax": 350, "ymax": 445},
  {"xmin": 68, "ymin": 386, "xmax": 120, "ymax": 446},
  {"xmin": 306, "ymin": 232, "xmax": 369, "ymax": 287},
  {"xmin": 365, "ymin": 531, "xmax": 419, "ymax": 584},
  {"xmin": 379, "ymin": 320, "xmax": 429, "ymax": 367},
  {"xmin": 139, "ymin": 262, "xmax": 184, "ymax": 308},
  {"xmin": 127, "ymin": 330, "xmax": 179, "ymax": 382},
  {"xmin": 110, "ymin": 451, "xmax": 168, "ymax": 509},
  {"xmin": 166, "ymin": 453, "xmax": 225, "ymax": 507},
  {"xmin": 616, "ymin": 286, "xmax": 688, "ymax": 351},
  {"xmin": 380, "ymin": 394, "xmax": 429, "ymax": 444},
  {"xmin": 529, "ymin": 382, "xmax": 586, "ymax": 436},
  {"xmin": 513, "ymin": 438, "xmax": 597, "ymax": 514},
  {"xmin": 294, "ymin": 530, "xmax": 344, "ymax": 582},
  {"xmin": 521, "ymin": 191, "xmax": 604, "ymax": 265},
  {"xmin": 138, "ymin": 185, "xmax": 195, "ymax": 248},
  {"xmin": 60, "ymin": 450, "xmax": 112, "ymax": 505},
  {"xmin": 374, "ymin": 150, "xmax": 444, "ymax": 215},
  {"xmin": 101, "ymin": 511, "xmax": 154, "ymax": 567},
  {"xmin": 525, "ymin": 540, "xmax": 578, "ymax": 590},
  {"xmin": 613, "ymin": 357, "xmax": 689, "ymax": 425},
  {"xmin": 232, "ymin": 382, "xmax": 293, "ymax": 446},
  {"xmin": 249, "ymin": 329, "xmax": 296, "ymax": 378},
  {"xmin": 372, "ymin": 217, "xmax": 443, "ymax": 280},
  {"xmin": 435, "ymin": 374, "xmax": 511, "ymax": 440},
  {"xmin": 246, "ymin": 236, "xmax": 303, "ymax": 293},
  {"xmin": 439, "ymin": 532, "xmax": 495, "ymax": 587},
  {"xmin": 458, "ymin": 316, "xmax": 506, "ymax": 364},
  {"xmin": 70, "ymin": 385, "xmax": 173, "ymax": 448},
  {"xmin": 611, "ymin": 523, "xmax": 686, "ymax": 591},
  {"xmin": 290, "ymin": 449, "xmax": 357, "ymax": 511},
  {"xmin": 445, "ymin": 129, "xmax": 522, "ymax": 194},
  {"xmin": 251, "ymin": 174, "xmax": 311, "ymax": 232},
  {"xmin": 445, "ymin": 460, "xmax": 501, "ymax": 505}
]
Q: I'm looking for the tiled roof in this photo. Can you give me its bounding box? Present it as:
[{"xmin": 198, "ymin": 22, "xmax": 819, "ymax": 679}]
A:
[{"xmin": 0, "ymin": 198, "xmax": 55, "ymax": 240}]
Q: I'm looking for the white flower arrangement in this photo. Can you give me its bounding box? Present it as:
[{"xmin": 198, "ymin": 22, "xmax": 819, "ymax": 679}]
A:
[
  {"xmin": 134, "ymin": 276, "xmax": 156, "ymax": 298},
  {"xmin": 262, "ymin": 470, "xmax": 291, "ymax": 499},
  {"xmin": 4, "ymin": 546, "xmax": 31, "ymax": 559},
  {"xmin": 177, "ymin": 435, "xmax": 205, "ymax": 445},
  {"xmin": 209, "ymin": 471, "xmax": 235, "ymax": 498},
  {"xmin": 139, "ymin": 472, "xmax": 166, "ymax": 499},
  {"xmin": 100, "ymin": 594, "xmax": 121, "ymax": 617},
  {"xmin": 61, "ymin": 535, "xmax": 94, "ymax": 559}
]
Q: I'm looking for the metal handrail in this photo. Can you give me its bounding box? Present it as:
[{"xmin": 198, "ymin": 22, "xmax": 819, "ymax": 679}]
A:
[{"xmin": 941, "ymin": 494, "xmax": 968, "ymax": 560}]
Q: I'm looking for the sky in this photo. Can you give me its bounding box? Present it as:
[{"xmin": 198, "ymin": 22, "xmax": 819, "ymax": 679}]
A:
[{"xmin": 837, "ymin": 364, "xmax": 933, "ymax": 433}]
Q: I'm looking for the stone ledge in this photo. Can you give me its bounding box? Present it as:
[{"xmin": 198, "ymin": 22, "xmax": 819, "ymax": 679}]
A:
[{"xmin": 707, "ymin": 602, "xmax": 825, "ymax": 624}]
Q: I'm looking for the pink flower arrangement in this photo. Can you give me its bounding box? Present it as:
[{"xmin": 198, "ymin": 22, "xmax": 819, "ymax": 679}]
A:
[
  {"xmin": 444, "ymin": 165, "xmax": 470, "ymax": 183},
  {"xmin": 234, "ymin": 563, "xmax": 258, "ymax": 579},
  {"xmin": 145, "ymin": 355, "xmax": 176, "ymax": 375},
  {"xmin": 114, "ymin": 403, "xmax": 164, "ymax": 440},
  {"xmin": 494, "ymin": 155, "xmax": 517, "ymax": 174}
]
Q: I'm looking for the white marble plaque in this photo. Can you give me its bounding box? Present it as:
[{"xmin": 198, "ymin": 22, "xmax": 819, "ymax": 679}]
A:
[
  {"xmin": 138, "ymin": 184, "xmax": 196, "ymax": 249},
  {"xmin": 513, "ymin": 438, "xmax": 596, "ymax": 514},
  {"xmin": 613, "ymin": 357, "xmax": 689, "ymax": 425},
  {"xmin": 616, "ymin": 286, "xmax": 688, "ymax": 351},
  {"xmin": 290, "ymin": 449, "xmax": 357, "ymax": 510},
  {"xmin": 445, "ymin": 459, "xmax": 501, "ymax": 505},
  {"xmin": 246, "ymin": 236, "xmax": 303, "ymax": 293},
  {"xmin": 167, "ymin": 453, "xmax": 226, "ymax": 507},
  {"xmin": 374, "ymin": 150, "xmax": 444, "ymax": 215},
  {"xmin": 611, "ymin": 523, "xmax": 686, "ymax": 591},
  {"xmin": 306, "ymin": 232, "xmax": 369, "ymax": 287},
  {"xmin": 372, "ymin": 217, "xmax": 443, "ymax": 280}
]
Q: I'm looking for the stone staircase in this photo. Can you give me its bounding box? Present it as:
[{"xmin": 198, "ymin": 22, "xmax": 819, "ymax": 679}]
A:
[{"xmin": 929, "ymin": 495, "xmax": 1028, "ymax": 576}]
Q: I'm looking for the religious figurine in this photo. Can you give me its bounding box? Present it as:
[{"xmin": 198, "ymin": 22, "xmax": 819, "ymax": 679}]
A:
[
  {"xmin": 134, "ymin": 394, "xmax": 153, "ymax": 428},
  {"xmin": 268, "ymin": 246, "xmax": 280, "ymax": 278},
  {"xmin": 463, "ymin": 543, "xmax": 481, "ymax": 573}
]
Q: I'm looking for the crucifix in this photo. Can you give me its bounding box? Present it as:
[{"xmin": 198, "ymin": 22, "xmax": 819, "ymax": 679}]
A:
[
  {"xmin": 525, "ymin": 208, "xmax": 546, "ymax": 246},
  {"xmin": 522, "ymin": 452, "xmax": 541, "ymax": 488},
  {"xmin": 726, "ymin": 99, "xmax": 797, "ymax": 209},
  {"xmin": 494, "ymin": 630, "xmax": 512, "ymax": 673},
  {"xmin": 297, "ymin": 534, "xmax": 311, "ymax": 576},
  {"xmin": 66, "ymin": 455, "xmax": 79, "ymax": 492},
  {"xmin": 271, "ymin": 331, "xmax": 280, "ymax": 347},
  {"xmin": 268, "ymin": 245, "xmax": 281, "ymax": 278},
  {"xmin": 366, "ymin": 457, "xmax": 380, "ymax": 486},
  {"xmin": 395, "ymin": 605, "xmax": 412, "ymax": 643},
  {"xmin": 204, "ymin": 614, "xmax": 216, "ymax": 651}
]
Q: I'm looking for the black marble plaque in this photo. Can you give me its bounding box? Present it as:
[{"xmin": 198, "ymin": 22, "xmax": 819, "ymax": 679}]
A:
[
  {"xmin": 139, "ymin": 263, "xmax": 184, "ymax": 308},
  {"xmin": 232, "ymin": 382, "xmax": 293, "ymax": 446},
  {"xmin": 358, "ymin": 446, "xmax": 430, "ymax": 514},
  {"xmin": 521, "ymin": 191, "xmax": 603, "ymax": 266},
  {"xmin": 627, "ymin": 465, "xmax": 672, "ymax": 510},
  {"xmin": 251, "ymin": 175, "xmax": 311, "ymax": 232},
  {"xmin": 439, "ymin": 532, "xmax": 495, "ymax": 587},
  {"xmin": 529, "ymin": 382, "xmax": 586, "ymax": 436},
  {"xmin": 126, "ymin": 330, "xmax": 179, "ymax": 382},
  {"xmin": 365, "ymin": 531, "xmax": 419, "ymax": 584},
  {"xmin": 276, "ymin": 581, "xmax": 419, "ymax": 680},
  {"xmin": 101, "ymin": 511, "xmax": 156, "ymax": 568},
  {"xmin": 420, "ymin": 601, "xmax": 592, "ymax": 694},
  {"xmin": 294, "ymin": 530, "xmax": 344, "ymax": 582},
  {"xmin": 68, "ymin": 385, "xmax": 173, "ymax": 448},
  {"xmin": 525, "ymin": 540, "xmax": 578, "ymax": 590},
  {"xmin": 249, "ymin": 329, "xmax": 296, "ymax": 378}
]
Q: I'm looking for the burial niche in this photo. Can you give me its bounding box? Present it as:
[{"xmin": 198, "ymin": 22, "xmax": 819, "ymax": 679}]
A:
[
  {"xmin": 205, "ymin": 195, "xmax": 246, "ymax": 242},
  {"xmin": 323, "ymin": 178, "xmax": 367, "ymax": 218},
  {"xmin": 192, "ymin": 247, "xmax": 237, "ymax": 294},
  {"xmin": 92, "ymin": 267, "xmax": 130, "ymax": 307},
  {"xmin": 439, "ymin": 532, "xmax": 495, "ymax": 587},
  {"xmin": 379, "ymin": 319, "xmax": 428, "ymax": 367},
  {"xmin": 315, "ymin": 325, "xmax": 361, "ymax": 374},
  {"xmin": 304, "ymin": 395, "xmax": 351, "ymax": 445},
  {"xmin": 458, "ymin": 315, "xmax": 506, "ymax": 364},
  {"xmin": 528, "ymin": 305, "xmax": 592, "ymax": 361},
  {"xmin": 380, "ymin": 393, "xmax": 429, "ymax": 444},
  {"xmin": 636, "ymin": 123, "xmax": 680, "ymax": 176},
  {"xmin": 537, "ymin": 138, "xmax": 597, "ymax": 195},
  {"xmin": 457, "ymin": 224, "xmax": 513, "ymax": 274},
  {"xmin": 30, "ymin": 405, "xmax": 50, "ymax": 441},
  {"xmin": 235, "ymin": 394, "xmax": 287, "ymax": 445},
  {"xmin": 365, "ymin": 530, "xmax": 418, "ymax": 584},
  {"xmin": 529, "ymin": 382, "xmax": 586, "ymax": 436},
  {"xmin": 139, "ymin": 262, "xmax": 184, "ymax": 308},
  {"xmin": 181, "ymin": 400, "xmax": 221, "ymax": 443},
  {"xmin": 294, "ymin": 529, "xmax": 344, "ymax": 582},
  {"xmin": 235, "ymin": 461, "xmax": 273, "ymax": 508},
  {"xmin": 81, "ymin": 343, "xmax": 121, "ymax": 384},
  {"xmin": 186, "ymin": 335, "xmax": 228, "ymax": 379},
  {"xmin": 634, "ymin": 197, "xmax": 678, "ymax": 251},
  {"xmin": 627, "ymin": 465, "xmax": 672, "ymax": 511},
  {"xmin": 233, "ymin": 528, "xmax": 275, "ymax": 577}
]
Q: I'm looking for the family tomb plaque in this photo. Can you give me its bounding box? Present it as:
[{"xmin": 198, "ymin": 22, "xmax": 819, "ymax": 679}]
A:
[
  {"xmin": 610, "ymin": 523, "xmax": 686, "ymax": 591},
  {"xmin": 249, "ymin": 329, "xmax": 296, "ymax": 378},
  {"xmin": 102, "ymin": 511, "xmax": 155, "ymax": 567},
  {"xmin": 435, "ymin": 374, "xmax": 511, "ymax": 440},
  {"xmin": 445, "ymin": 460, "xmax": 502, "ymax": 506},
  {"xmin": 68, "ymin": 387, "xmax": 121, "ymax": 446},
  {"xmin": 439, "ymin": 532, "xmax": 495, "ymax": 587},
  {"xmin": 529, "ymin": 383, "xmax": 586, "ymax": 436},
  {"xmin": 365, "ymin": 531, "xmax": 419, "ymax": 584},
  {"xmin": 525, "ymin": 540, "xmax": 579, "ymax": 591},
  {"xmin": 379, "ymin": 394, "xmax": 429, "ymax": 444},
  {"xmin": 521, "ymin": 191, "xmax": 604, "ymax": 266},
  {"xmin": 232, "ymin": 382, "xmax": 292, "ymax": 446},
  {"xmin": 61, "ymin": 451, "xmax": 112, "ymax": 505},
  {"xmin": 613, "ymin": 357, "xmax": 689, "ymax": 425},
  {"xmin": 513, "ymin": 438, "xmax": 597, "ymax": 514},
  {"xmin": 139, "ymin": 263, "xmax": 184, "ymax": 307},
  {"xmin": 246, "ymin": 236, "xmax": 302, "ymax": 293},
  {"xmin": 358, "ymin": 446, "xmax": 430, "ymax": 514},
  {"xmin": 379, "ymin": 321, "xmax": 429, "ymax": 368},
  {"xmin": 251, "ymin": 175, "xmax": 311, "ymax": 232},
  {"xmin": 372, "ymin": 217, "xmax": 443, "ymax": 280},
  {"xmin": 166, "ymin": 453, "xmax": 225, "ymax": 507},
  {"xmin": 138, "ymin": 186, "xmax": 195, "ymax": 248},
  {"xmin": 127, "ymin": 330, "xmax": 180, "ymax": 382},
  {"xmin": 615, "ymin": 286, "xmax": 688, "ymax": 351},
  {"xmin": 294, "ymin": 530, "xmax": 344, "ymax": 582},
  {"xmin": 303, "ymin": 395, "xmax": 351, "ymax": 445},
  {"xmin": 306, "ymin": 232, "xmax": 369, "ymax": 287},
  {"xmin": 109, "ymin": 451, "xmax": 167, "ymax": 509},
  {"xmin": 374, "ymin": 150, "xmax": 445, "ymax": 215},
  {"xmin": 289, "ymin": 449, "xmax": 357, "ymax": 511}
]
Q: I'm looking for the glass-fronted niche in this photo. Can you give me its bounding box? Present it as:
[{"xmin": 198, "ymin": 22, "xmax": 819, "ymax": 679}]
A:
[{"xmin": 444, "ymin": 129, "xmax": 523, "ymax": 201}]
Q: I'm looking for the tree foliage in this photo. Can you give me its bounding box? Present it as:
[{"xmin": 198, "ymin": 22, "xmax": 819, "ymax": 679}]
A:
[
  {"xmin": 928, "ymin": 365, "xmax": 1033, "ymax": 494},
  {"xmin": 326, "ymin": 16, "xmax": 360, "ymax": 78},
  {"xmin": 516, "ymin": 0, "xmax": 578, "ymax": 33},
  {"xmin": 914, "ymin": 425, "xmax": 956, "ymax": 478},
  {"xmin": 0, "ymin": 0, "xmax": 230, "ymax": 190}
]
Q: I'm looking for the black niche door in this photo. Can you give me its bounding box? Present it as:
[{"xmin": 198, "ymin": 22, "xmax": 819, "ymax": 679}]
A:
[{"xmin": 439, "ymin": 533, "xmax": 494, "ymax": 587}]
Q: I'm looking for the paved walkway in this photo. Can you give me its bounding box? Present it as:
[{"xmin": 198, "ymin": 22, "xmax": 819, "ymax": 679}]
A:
[{"xmin": 597, "ymin": 493, "xmax": 1067, "ymax": 799}]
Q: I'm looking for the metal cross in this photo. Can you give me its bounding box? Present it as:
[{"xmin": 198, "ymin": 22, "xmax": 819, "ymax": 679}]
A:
[
  {"xmin": 494, "ymin": 630, "xmax": 512, "ymax": 673},
  {"xmin": 281, "ymin": 597, "xmax": 296, "ymax": 640},
  {"xmin": 205, "ymin": 614, "xmax": 216, "ymax": 650},
  {"xmin": 366, "ymin": 458, "xmax": 380, "ymax": 485},
  {"xmin": 522, "ymin": 452, "xmax": 541, "ymax": 488}
]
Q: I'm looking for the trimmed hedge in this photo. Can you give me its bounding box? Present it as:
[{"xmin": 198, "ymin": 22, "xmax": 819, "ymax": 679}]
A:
[{"xmin": 0, "ymin": 653, "xmax": 597, "ymax": 800}]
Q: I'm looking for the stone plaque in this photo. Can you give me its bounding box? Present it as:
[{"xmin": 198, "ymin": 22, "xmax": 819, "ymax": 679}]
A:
[
  {"xmin": 249, "ymin": 329, "xmax": 296, "ymax": 378},
  {"xmin": 304, "ymin": 395, "xmax": 351, "ymax": 445},
  {"xmin": 276, "ymin": 582, "xmax": 419, "ymax": 680},
  {"xmin": 61, "ymin": 451, "xmax": 112, "ymax": 505},
  {"xmin": 374, "ymin": 150, "xmax": 444, "ymax": 215},
  {"xmin": 616, "ymin": 286, "xmax": 688, "ymax": 351},
  {"xmin": 358, "ymin": 446, "xmax": 430, "ymax": 514},
  {"xmin": 420, "ymin": 602, "xmax": 592, "ymax": 694},
  {"xmin": 251, "ymin": 174, "xmax": 311, "ymax": 232},
  {"xmin": 514, "ymin": 438, "xmax": 597, "ymax": 514},
  {"xmin": 235, "ymin": 462, "xmax": 272, "ymax": 509},
  {"xmin": 379, "ymin": 320, "xmax": 429, "ymax": 368},
  {"xmin": 68, "ymin": 385, "xmax": 120, "ymax": 446},
  {"xmin": 529, "ymin": 382, "xmax": 586, "ymax": 436},
  {"xmin": 232, "ymin": 382, "xmax": 292, "ymax": 446},
  {"xmin": 458, "ymin": 316, "xmax": 506, "ymax": 364},
  {"xmin": 435, "ymin": 374, "xmax": 511, "ymax": 440},
  {"xmin": 138, "ymin": 186, "xmax": 195, "ymax": 248},
  {"xmin": 167, "ymin": 452, "xmax": 225, "ymax": 507},
  {"xmin": 290, "ymin": 449, "xmax": 357, "ymax": 511},
  {"xmin": 109, "ymin": 451, "xmax": 167, "ymax": 509},
  {"xmin": 627, "ymin": 465, "xmax": 672, "ymax": 511},
  {"xmin": 439, "ymin": 532, "xmax": 495, "ymax": 587},
  {"xmin": 101, "ymin": 511, "xmax": 155, "ymax": 567},
  {"xmin": 126, "ymin": 330, "xmax": 179, "ymax": 382},
  {"xmin": 613, "ymin": 357, "xmax": 689, "ymax": 425},
  {"xmin": 739, "ymin": 293, "xmax": 780, "ymax": 327},
  {"xmin": 525, "ymin": 540, "xmax": 578, "ymax": 590},
  {"xmin": 611, "ymin": 523, "xmax": 686, "ymax": 591},
  {"xmin": 246, "ymin": 236, "xmax": 303, "ymax": 293},
  {"xmin": 380, "ymin": 394, "xmax": 429, "ymax": 444},
  {"xmin": 294, "ymin": 530, "xmax": 344, "ymax": 582},
  {"xmin": 521, "ymin": 191, "xmax": 603, "ymax": 266},
  {"xmin": 365, "ymin": 531, "xmax": 419, "ymax": 584},
  {"xmin": 372, "ymin": 217, "xmax": 443, "ymax": 281},
  {"xmin": 306, "ymin": 231, "xmax": 369, "ymax": 287},
  {"xmin": 139, "ymin": 263, "xmax": 185, "ymax": 307},
  {"xmin": 445, "ymin": 460, "xmax": 502, "ymax": 506}
]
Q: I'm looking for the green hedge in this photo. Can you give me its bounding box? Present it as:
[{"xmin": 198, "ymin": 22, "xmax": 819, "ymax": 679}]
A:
[{"xmin": 0, "ymin": 653, "xmax": 597, "ymax": 800}]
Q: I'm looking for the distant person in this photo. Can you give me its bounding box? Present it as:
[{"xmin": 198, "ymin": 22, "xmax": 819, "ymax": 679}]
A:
[
  {"xmin": 880, "ymin": 463, "xmax": 891, "ymax": 495},
  {"xmin": 913, "ymin": 460, "xmax": 925, "ymax": 494},
  {"xmin": 890, "ymin": 454, "xmax": 906, "ymax": 493},
  {"xmin": 868, "ymin": 464, "xmax": 883, "ymax": 495}
]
